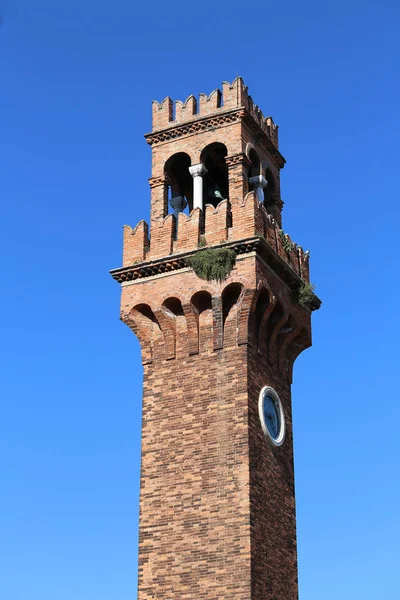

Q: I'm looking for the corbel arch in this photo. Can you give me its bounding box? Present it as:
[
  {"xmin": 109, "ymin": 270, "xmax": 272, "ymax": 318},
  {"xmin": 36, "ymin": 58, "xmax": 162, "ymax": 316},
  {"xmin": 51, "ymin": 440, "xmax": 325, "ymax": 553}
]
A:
[
  {"xmin": 121, "ymin": 303, "xmax": 162, "ymax": 364},
  {"xmin": 161, "ymin": 297, "xmax": 190, "ymax": 358},
  {"xmin": 285, "ymin": 327, "xmax": 312, "ymax": 383}
]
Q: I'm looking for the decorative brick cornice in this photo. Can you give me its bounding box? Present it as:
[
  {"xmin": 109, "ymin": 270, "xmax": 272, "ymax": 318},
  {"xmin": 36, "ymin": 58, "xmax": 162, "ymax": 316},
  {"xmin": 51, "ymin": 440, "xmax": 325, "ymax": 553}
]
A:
[
  {"xmin": 110, "ymin": 236, "xmax": 321, "ymax": 311},
  {"xmin": 145, "ymin": 109, "xmax": 243, "ymax": 146},
  {"xmin": 145, "ymin": 108, "xmax": 286, "ymax": 169}
]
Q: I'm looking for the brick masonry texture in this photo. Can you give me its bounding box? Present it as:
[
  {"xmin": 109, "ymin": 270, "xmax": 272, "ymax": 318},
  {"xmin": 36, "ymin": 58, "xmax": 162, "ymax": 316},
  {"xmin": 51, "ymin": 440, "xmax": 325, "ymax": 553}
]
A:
[{"xmin": 113, "ymin": 79, "xmax": 317, "ymax": 599}]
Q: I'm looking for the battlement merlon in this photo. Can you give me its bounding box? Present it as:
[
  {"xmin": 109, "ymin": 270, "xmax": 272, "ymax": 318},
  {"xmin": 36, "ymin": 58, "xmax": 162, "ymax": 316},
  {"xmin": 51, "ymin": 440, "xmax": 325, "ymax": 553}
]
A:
[{"xmin": 150, "ymin": 77, "xmax": 280, "ymax": 148}]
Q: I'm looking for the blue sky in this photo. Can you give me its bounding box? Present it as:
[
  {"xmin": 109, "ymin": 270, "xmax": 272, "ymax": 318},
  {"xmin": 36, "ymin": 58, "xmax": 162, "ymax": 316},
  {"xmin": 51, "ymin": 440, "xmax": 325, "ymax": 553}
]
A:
[{"xmin": 1, "ymin": 1, "xmax": 399, "ymax": 598}]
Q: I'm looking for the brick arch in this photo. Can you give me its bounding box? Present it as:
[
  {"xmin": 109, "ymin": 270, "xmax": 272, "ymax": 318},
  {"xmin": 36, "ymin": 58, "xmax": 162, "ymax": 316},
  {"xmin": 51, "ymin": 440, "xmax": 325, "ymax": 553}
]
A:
[
  {"xmin": 161, "ymin": 296, "xmax": 190, "ymax": 359},
  {"xmin": 285, "ymin": 326, "xmax": 312, "ymax": 383},
  {"xmin": 191, "ymin": 290, "xmax": 214, "ymax": 354},
  {"xmin": 251, "ymin": 285, "xmax": 274, "ymax": 350},
  {"xmin": 159, "ymin": 290, "xmax": 191, "ymax": 306},
  {"xmin": 221, "ymin": 282, "xmax": 243, "ymax": 348},
  {"xmin": 245, "ymin": 142, "xmax": 256, "ymax": 160},
  {"xmin": 278, "ymin": 315, "xmax": 303, "ymax": 377},
  {"xmin": 222, "ymin": 274, "xmax": 252, "ymax": 289},
  {"xmin": 193, "ymin": 139, "xmax": 235, "ymax": 164},
  {"xmin": 267, "ymin": 303, "xmax": 290, "ymax": 365},
  {"xmin": 121, "ymin": 303, "xmax": 162, "ymax": 364}
]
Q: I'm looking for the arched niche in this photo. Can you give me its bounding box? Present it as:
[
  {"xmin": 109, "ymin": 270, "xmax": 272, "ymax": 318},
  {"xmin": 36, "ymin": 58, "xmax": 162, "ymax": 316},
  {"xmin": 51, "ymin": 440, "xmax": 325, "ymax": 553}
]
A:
[
  {"xmin": 164, "ymin": 152, "xmax": 193, "ymax": 211},
  {"xmin": 221, "ymin": 282, "xmax": 243, "ymax": 348},
  {"xmin": 254, "ymin": 287, "xmax": 271, "ymax": 349},
  {"xmin": 191, "ymin": 291, "xmax": 213, "ymax": 353},
  {"xmin": 127, "ymin": 303, "xmax": 163, "ymax": 363},
  {"xmin": 200, "ymin": 143, "xmax": 229, "ymax": 207},
  {"xmin": 162, "ymin": 296, "xmax": 188, "ymax": 358},
  {"xmin": 263, "ymin": 301, "xmax": 285, "ymax": 360}
]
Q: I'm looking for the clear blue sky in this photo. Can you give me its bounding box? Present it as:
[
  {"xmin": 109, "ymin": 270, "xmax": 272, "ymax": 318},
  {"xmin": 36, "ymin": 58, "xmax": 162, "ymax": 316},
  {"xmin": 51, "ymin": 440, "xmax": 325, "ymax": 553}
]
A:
[{"xmin": 1, "ymin": 1, "xmax": 399, "ymax": 599}]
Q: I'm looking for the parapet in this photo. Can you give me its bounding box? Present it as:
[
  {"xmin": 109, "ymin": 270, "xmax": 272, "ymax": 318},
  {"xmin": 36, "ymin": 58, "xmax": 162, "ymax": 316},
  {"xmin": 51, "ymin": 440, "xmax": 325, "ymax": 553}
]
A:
[
  {"xmin": 151, "ymin": 77, "xmax": 279, "ymax": 147},
  {"xmin": 121, "ymin": 196, "xmax": 309, "ymax": 282}
]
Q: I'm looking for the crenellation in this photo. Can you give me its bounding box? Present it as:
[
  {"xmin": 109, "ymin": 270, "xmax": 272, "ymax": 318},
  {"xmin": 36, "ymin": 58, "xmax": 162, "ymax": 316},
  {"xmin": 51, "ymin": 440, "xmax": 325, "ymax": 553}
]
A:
[
  {"xmin": 231, "ymin": 191, "xmax": 265, "ymax": 240},
  {"xmin": 148, "ymin": 213, "xmax": 175, "ymax": 260},
  {"xmin": 222, "ymin": 77, "xmax": 249, "ymax": 111},
  {"xmin": 150, "ymin": 78, "xmax": 279, "ymax": 149},
  {"xmin": 152, "ymin": 97, "xmax": 173, "ymax": 130},
  {"xmin": 175, "ymin": 95, "xmax": 197, "ymax": 123},
  {"xmin": 123, "ymin": 220, "xmax": 149, "ymax": 266},
  {"xmin": 121, "ymin": 202, "xmax": 309, "ymax": 283},
  {"xmin": 199, "ymin": 88, "xmax": 222, "ymax": 115},
  {"xmin": 176, "ymin": 208, "xmax": 202, "ymax": 253},
  {"xmin": 204, "ymin": 200, "xmax": 230, "ymax": 245}
]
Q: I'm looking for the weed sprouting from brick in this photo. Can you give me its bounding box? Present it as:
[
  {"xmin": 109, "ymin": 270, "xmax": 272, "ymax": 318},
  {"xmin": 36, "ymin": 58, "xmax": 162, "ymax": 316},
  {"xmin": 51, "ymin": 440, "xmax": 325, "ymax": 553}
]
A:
[{"xmin": 296, "ymin": 281, "xmax": 316, "ymax": 307}]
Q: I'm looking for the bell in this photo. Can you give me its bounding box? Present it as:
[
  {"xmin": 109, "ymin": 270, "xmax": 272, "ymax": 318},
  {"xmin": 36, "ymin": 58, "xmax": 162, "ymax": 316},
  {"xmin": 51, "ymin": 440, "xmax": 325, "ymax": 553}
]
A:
[{"xmin": 210, "ymin": 185, "xmax": 225, "ymax": 201}]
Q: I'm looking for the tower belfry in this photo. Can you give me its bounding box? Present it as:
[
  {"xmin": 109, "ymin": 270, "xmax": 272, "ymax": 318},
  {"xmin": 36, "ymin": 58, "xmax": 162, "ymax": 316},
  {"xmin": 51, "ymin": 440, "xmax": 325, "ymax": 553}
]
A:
[{"xmin": 111, "ymin": 77, "xmax": 320, "ymax": 599}]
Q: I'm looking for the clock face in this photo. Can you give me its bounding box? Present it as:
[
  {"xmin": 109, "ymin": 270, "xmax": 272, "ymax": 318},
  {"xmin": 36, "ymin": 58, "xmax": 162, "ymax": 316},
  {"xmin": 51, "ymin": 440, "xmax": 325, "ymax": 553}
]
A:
[{"xmin": 259, "ymin": 387, "xmax": 285, "ymax": 445}]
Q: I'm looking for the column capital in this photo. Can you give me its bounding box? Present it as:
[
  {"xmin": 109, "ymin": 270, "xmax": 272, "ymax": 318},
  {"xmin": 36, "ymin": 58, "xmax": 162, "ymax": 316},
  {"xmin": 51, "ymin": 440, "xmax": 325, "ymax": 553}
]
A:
[
  {"xmin": 249, "ymin": 175, "xmax": 268, "ymax": 189},
  {"xmin": 170, "ymin": 195, "xmax": 187, "ymax": 213},
  {"xmin": 189, "ymin": 163, "xmax": 208, "ymax": 178}
]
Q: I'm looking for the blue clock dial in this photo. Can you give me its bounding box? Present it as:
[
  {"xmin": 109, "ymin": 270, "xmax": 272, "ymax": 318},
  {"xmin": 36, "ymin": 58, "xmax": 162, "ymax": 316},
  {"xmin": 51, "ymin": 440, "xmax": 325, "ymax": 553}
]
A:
[
  {"xmin": 263, "ymin": 393, "xmax": 280, "ymax": 439},
  {"xmin": 259, "ymin": 386, "xmax": 285, "ymax": 445}
]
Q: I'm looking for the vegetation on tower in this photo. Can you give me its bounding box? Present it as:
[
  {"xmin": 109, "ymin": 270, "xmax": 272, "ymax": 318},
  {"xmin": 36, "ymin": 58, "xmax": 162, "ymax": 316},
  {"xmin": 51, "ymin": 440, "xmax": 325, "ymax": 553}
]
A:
[
  {"xmin": 186, "ymin": 247, "xmax": 236, "ymax": 282},
  {"xmin": 295, "ymin": 281, "xmax": 316, "ymax": 308}
]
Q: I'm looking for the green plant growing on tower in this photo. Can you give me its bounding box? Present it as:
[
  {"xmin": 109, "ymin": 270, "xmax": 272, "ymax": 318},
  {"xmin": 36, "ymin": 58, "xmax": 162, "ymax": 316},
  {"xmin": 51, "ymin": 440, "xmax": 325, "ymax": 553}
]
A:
[
  {"xmin": 186, "ymin": 247, "xmax": 236, "ymax": 282},
  {"xmin": 296, "ymin": 281, "xmax": 316, "ymax": 308},
  {"xmin": 279, "ymin": 229, "xmax": 294, "ymax": 255}
]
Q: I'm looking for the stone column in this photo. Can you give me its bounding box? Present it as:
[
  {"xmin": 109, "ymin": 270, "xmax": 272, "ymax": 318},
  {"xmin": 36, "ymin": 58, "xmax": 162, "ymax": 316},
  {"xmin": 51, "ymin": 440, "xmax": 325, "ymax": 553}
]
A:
[
  {"xmin": 249, "ymin": 175, "xmax": 268, "ymax": 204},
  {"xmin": 189, "ymin": 164, "xmax": 208, "ymax": 211}
]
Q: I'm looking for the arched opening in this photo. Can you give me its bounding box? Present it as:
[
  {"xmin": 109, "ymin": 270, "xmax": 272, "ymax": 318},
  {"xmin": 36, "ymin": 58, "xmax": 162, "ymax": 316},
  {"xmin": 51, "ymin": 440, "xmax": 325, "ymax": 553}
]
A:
[
  {"xmin": 264, "ymin": 168, "xmax": 282, "ymax": 225},
  {"xmin": 200, "ymin": 143, "xmax": 229, "ymax": 208},
  {"xmin": 191, "ymin": 291, "xmax": 213, "ymax": 353},
  {"xmin": 164, "ymin": 152, "xmax": 193, "ymax": 212},
  {"xmin": 248, "ymin": 148, "xmax": 261, "ymax": 178}
]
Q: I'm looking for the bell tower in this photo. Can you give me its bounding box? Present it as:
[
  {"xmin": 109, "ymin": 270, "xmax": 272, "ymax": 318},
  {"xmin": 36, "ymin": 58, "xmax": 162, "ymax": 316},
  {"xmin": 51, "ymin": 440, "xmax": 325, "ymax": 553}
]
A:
[{"xmin": 111, "ymin": 78, "xmax": 320, "ymax": 599}]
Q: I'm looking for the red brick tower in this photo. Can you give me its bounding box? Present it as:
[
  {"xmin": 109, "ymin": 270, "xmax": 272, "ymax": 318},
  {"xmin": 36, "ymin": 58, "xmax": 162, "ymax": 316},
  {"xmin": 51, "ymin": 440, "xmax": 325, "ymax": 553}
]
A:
[{"xmin": 111, "ymin": 78, "xmax": 320, "ymax": 599}]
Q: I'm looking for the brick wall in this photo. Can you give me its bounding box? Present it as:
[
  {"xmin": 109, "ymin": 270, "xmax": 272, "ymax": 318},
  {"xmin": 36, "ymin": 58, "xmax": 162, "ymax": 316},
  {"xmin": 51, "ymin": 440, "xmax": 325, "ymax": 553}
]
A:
[{"xmin": 119, "ymin": 254, "xmax": 311, "ymax": 599}]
